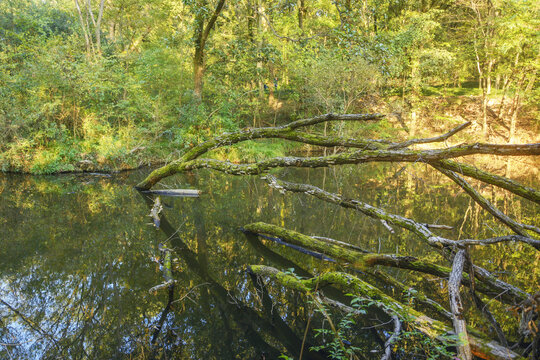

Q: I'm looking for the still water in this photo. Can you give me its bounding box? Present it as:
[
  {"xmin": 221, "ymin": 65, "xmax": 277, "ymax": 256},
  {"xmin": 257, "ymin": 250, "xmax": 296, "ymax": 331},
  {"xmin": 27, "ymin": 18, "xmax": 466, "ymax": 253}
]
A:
[{"xmin": 1, "ymin": 164, "xmax": 538, "ymax": 359}]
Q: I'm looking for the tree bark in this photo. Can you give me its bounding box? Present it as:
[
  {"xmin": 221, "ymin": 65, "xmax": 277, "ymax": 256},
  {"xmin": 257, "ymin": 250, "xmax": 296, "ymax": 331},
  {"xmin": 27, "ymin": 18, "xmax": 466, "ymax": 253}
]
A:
[
  {"xmin": 449, "ymin": 249, "xmax": 472, "ymax": 360},
  {"xmin": 243, "ymin": 221, "xmax": 528, "ymax": 304},
  {"xmin": 191, "ymin": 0, "xmax": 226, "ymax": 100},
  {"xmin": 136, "ymin": 113, "xmax": 540, "ymax": 191},
  {"xmin": 74, "ymin": 0, "xmax": 92, "ymax": 54}
]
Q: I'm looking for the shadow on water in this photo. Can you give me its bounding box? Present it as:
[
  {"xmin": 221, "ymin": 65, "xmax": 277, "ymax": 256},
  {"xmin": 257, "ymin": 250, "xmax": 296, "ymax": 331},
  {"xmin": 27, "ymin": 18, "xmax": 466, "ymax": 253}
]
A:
[{"xmin": 0, "ymin": 164, "xmax": 538, "ymax": 359}]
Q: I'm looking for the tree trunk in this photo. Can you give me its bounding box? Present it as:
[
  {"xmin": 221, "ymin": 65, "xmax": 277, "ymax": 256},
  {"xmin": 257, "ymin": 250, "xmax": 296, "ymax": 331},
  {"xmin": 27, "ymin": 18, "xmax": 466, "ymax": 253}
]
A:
[
  {"xmin": 189, "ymin": 0, "xmax": 226, "ymax": 101},
  {"xmin": 193, "ymin": 46, "xmax": 204, "ymax": 101},
  {"xmin": 74, "ymin": 0, "xmax": 92, "ymax": 54},
  {"xmin": 95, "ymin": 0, "xmax": 105, "ymax": 53},
  {"xmin": 297, "ymin": 0, "xmax": 305, "ymax": 30}
]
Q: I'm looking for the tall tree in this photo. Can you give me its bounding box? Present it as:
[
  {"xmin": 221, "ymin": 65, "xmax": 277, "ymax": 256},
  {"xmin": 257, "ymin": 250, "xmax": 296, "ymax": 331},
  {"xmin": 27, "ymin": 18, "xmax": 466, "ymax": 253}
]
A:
[
  {"xmin": 189, "ymin": 0, "xmax": 226, "ymax": 100},
  {"xmin": 73, "ymin": 0, "xmax": 105, "ymax": 55}
]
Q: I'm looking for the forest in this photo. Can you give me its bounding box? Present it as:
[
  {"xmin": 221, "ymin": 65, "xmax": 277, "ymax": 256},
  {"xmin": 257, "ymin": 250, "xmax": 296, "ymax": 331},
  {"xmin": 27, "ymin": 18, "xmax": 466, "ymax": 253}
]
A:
[
  {"xmin": 0, "ymin": 0, "xmax": 539, "ymax": 360},
  {"xmin": 0, "ymin": 0, "xmax": 538, "ymax": 172}
]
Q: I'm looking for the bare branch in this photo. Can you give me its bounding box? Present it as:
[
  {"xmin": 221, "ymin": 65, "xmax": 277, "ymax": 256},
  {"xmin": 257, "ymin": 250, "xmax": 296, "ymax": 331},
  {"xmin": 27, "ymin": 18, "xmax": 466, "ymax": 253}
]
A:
[
  {"xmin": 458, "ymin": 235, "xmax": 540, "ymax": 250},
  {"xmin": 448, "ymin": 250, "xmax": 473, "ymax": 360},
  {"xmin": 390, "ymin": 121, "xmax": 472, "ymax": 149},
  {"xmin": 433, "ymin": 165, "xmax": 540, "ymax": 237},
  {"xmin": 434, "ymin": 159, "xmax": 540, "ymax": 205},
  {"xmin": 381, "ymin": 315, "xmax": 401, "ymax": 360}
]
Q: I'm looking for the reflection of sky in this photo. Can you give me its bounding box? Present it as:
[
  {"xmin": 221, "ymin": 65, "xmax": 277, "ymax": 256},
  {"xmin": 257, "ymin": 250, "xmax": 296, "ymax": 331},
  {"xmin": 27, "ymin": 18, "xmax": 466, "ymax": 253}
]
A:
[
  {"xmin": 1, "ymin": 277, "xmax": 48, "ymax": 358},
  {"xmin": 1, "ymin": 166, "xmax": 538, "ymax": 358}
]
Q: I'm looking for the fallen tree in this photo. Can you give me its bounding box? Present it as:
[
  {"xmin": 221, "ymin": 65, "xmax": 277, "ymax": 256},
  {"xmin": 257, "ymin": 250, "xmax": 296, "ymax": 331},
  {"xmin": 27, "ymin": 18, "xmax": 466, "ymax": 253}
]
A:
[
  {"xmin": 241, "ymin": 222, "xmax": 529, "ymax": 304},
  {"xmin": 135, "ymin": 113, "xmax": 540, "ymax": 359},
  {"xmin": 247, "ymin": 265, "xmax": 525, "ymax": 360}
]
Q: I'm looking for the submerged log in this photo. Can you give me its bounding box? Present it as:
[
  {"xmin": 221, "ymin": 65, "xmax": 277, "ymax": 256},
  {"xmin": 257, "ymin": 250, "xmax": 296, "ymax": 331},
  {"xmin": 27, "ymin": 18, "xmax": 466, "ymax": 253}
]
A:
[
  {"xmin": 142, "ymin": 189, "xmax": 201, "ymax": 197},
  {"xmin": 248, "ymin": 265, "xmax": 524, "ymax": 360}
]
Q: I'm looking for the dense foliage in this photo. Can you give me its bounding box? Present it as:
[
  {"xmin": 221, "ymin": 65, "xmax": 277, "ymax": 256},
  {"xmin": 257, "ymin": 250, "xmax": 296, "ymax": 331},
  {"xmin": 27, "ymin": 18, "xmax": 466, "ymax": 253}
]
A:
[{"xmin": 0, "ymin": 0, "xmax": 538, "ymax": 173}]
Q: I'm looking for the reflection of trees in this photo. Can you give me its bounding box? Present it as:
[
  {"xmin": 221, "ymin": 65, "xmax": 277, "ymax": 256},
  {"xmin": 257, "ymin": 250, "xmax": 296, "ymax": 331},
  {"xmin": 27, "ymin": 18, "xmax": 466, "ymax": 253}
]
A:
[
  {"xmin": 135, "ymin": 113, "xmax": 539, "ymax": 359},
  {"xmin": 138, "ymin": 191, "xmax": 329, "ymax": 359},
  {"xmin": 0, "ymin": 148, "xmax": 538, "ymax": 358}
]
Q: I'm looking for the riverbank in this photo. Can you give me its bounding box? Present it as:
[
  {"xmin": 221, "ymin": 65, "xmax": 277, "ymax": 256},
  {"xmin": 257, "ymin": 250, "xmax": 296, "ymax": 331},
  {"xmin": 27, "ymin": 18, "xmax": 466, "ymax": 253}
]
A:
[{"xmin": 1, "ymin": 94, "xmax": 538, "ymax": 176}]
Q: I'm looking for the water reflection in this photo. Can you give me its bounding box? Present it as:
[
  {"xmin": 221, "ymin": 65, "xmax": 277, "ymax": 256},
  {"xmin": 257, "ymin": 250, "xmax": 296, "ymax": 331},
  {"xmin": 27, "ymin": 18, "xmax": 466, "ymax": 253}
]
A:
[{"xmin": 0, "ymin": 164, "xmax": 538, "ymax": 359}]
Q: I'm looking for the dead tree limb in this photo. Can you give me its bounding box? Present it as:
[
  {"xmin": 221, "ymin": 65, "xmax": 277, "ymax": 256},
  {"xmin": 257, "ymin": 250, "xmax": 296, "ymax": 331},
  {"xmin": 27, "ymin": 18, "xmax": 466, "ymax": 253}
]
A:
[
  {"xmin": 457, "ymin": 235, "xmax": 540, "ymax": 250},
  {"xmin": 470, "ymin": 291, "xmax": 509, "ymax": 348},
  {"xmin": 369, "ymin": 269, "xmax": 452, "ymax": 320},
  {"xmin": 248, "ymin": 265, "xmax": 524, "ymax": 360},
  {"xmin": 247, "ymin": 224, "xmax": 454, "ymax": 320},
  {"xmin": 264, "ymin": 175, "xmax": 540, "ymax": 248},
  {"xmin": 381, "ymin": 315, "xmax": 401, "ymax": 360},
  {"xmin": 434, "ymin": 159, "xmax": 540, "ymax": 205},
  {"xmin": 260, "ymin": 176, "xmax": 533, "ymax": 303},
  {"xmin": 137, "ymin": 143, "xmax": 540, "ymax": 190},
  {"xmin": 242, "ymin": 222, "xmax": 527, "ymax": 304},
  {"xmin": 135, "ymin": 112, "xmax": 539, "ymax": 190},
  {"xmin": 135, "ymin": 113, "xmax": 386, "ymax": 189},
  {"xmin": 449, "ymin": 249, "xmax": 473, "ymax": 360},
  {"xmin": 433, "ymin": 165, "xmax": 540, "ymax": 237},
  {"xmin": 263, "ymin": 176, "xmax": 451, "ymax": 247},
  {"xmin": 389, "ymin": 121, "xmax": 472, "ymax": 149}
]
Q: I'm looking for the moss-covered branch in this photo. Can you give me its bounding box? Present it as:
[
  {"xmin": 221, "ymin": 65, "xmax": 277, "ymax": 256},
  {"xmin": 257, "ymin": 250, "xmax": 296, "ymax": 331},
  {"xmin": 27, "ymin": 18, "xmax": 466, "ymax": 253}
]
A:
[
  {"xmin": 263, "ymin": 175, "xmax": 449, "ymax": 247},
  {"xmin": 265, "ymin": 175, "xmax": 540, "ymax": 248},
  {"xmin": 248, "ymin": 265, "xmax": 524, "ymax": 360},
  {"xmin": 242, "ymin": 222, "xmax": 527, "ymax": 304},
  {"xmin": 137, "ymin": 143, "xmax": 540, "ymax": 189},
  {"xmin": 136, "ymin": 113, "xmax": 386, "ymax": 189},
  {"xmin": 433, "ymin": 165, "xmax": 540, "ymax": 238},
  {"xmin": 434, "ymin": 159, "xmax": 540, "ymax": 205},
  {"xmin": 135, "ymin": 110, "xmax": 540, "ymax": 190}
]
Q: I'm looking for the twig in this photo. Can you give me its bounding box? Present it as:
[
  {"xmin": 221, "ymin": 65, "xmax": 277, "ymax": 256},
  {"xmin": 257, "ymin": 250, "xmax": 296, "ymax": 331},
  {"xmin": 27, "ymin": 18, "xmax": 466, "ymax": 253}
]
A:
[
  {"xmin": 0, "ymin": 298, "xmax": 60, "ymax": 350},
  {"xmin": 389, "ymin": 121, "xmax": 472, "ymax": 149},
  {"xmin": 380, "ymin": 315, "xmax": 401, "ymax": 360}
]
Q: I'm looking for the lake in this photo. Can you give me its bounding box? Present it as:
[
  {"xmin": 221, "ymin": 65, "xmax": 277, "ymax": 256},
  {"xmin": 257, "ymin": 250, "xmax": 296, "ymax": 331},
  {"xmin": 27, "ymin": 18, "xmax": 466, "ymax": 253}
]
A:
[{"xmin": 1, "ymin": 163, "xmax": 538, "ymax": 359}]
